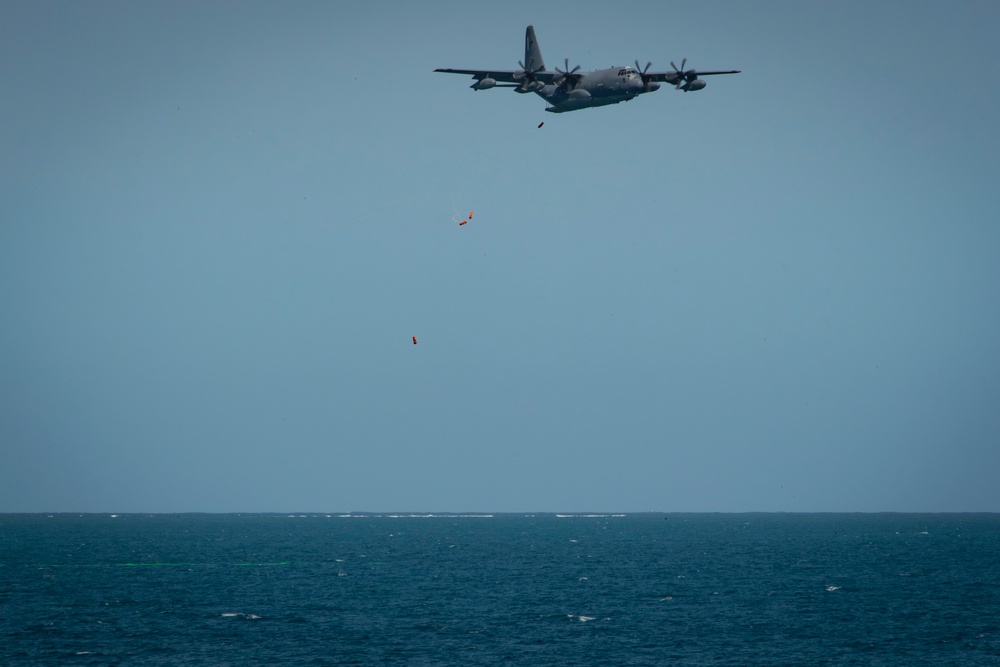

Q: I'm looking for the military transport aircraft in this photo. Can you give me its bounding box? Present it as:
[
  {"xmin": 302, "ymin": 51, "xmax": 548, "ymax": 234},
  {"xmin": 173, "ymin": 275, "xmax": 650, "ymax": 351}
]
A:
[{"xmin": 435, "ymin": 25, "xmax": 740, "ymax": 114}]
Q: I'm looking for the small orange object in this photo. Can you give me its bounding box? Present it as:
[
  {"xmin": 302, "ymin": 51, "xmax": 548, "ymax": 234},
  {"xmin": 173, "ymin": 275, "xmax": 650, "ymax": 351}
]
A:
[
  {"xmin": 459, "ymin": 220, "xmax": 467, "ymax": 226},
  {"xmin": 412, "ymin": 336, "xmax": 417, "ymax": 345},
  {"xmin": 468, "ymin": 211, "xmax": 473, "ymax": 219}
]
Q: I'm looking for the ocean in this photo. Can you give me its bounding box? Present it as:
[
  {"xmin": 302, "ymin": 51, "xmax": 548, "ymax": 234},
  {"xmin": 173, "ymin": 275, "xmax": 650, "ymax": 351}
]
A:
[{"xmin": 2, "ymin": 513, "xmax": 998, "ymax": 665}]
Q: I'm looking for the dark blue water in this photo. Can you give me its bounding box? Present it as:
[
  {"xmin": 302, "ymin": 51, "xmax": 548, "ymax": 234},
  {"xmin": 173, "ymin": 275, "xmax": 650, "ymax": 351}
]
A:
[{"xmin": 2, "ymin": 513, "xmax": 998, "ymax": 665}]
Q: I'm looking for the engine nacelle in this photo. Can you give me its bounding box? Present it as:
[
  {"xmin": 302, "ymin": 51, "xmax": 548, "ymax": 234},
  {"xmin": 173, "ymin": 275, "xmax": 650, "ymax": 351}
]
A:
[
  {"xmin": 682, "ymin": 79, "xmax": 706, "ymax": 92},
  {"xmin": 471, "ymin": 77, "xmax": 496, "ymax": 90},
  {"xmin": 515, "ymin": 79, "xmax": 545, "ymax": 93},
  {"xmin": 645, "ymin": 81, "xmax": 661, "ymax": 92}
]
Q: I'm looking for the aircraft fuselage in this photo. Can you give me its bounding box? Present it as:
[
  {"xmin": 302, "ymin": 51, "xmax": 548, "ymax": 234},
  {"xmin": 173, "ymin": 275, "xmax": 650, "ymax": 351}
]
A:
[{"xmin": 526, "ymin": 66, "xmax": 657, "ymax": 113}]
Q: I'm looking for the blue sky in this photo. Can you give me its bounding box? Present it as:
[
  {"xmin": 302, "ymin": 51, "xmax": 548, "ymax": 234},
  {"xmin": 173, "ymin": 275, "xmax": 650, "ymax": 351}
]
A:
[{"xmin": 2, "ymin": 1, "xmax": 999, "ymax": 512}]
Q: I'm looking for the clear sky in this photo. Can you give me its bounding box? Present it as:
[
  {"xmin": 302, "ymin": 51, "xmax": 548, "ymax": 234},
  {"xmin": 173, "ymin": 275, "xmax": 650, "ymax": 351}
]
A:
[{"xmin": 2, "ymin": 1, "xmax": 999, "ymax": 513}]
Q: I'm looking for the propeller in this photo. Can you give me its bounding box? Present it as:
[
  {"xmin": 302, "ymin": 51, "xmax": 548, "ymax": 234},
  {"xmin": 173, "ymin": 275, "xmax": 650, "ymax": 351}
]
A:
[
  {"xmin": 554, "ymin": 58, "xmax": 582, "ymax": 90},
  {"xmin": 515, "ymin": 58, "xmax": 545, "ymax": 90},
  {"xmin": 517, "ymin": 58, "xmax": 543, "ymax": 76},
  {"xmin": 634, "ymin": 60, "xmax": 655, "ymax": 90},
  {"xmin": 670, "ymin": 58, "xmax": 698, "ymax": 90}
]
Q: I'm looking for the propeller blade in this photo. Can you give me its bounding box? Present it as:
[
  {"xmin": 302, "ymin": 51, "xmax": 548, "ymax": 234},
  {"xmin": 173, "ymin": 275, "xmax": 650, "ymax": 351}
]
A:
[
  {"xmin": 558, "ymin": 59, "xmax": 580, "ymax": 75},
  {"xmin": 670, "ymin": 59, "xmax": 695, "ymax": 88},
  {"xmin": 516, "ymin": 59, "xmax": 543, "ymax": 84},
  {"xmin": 634, "ymin": 60, "xmax": 656, "ymax": 90},
  {"xmin": 554, "ymin": 59, "xmax": 581, "ymax": 89}
]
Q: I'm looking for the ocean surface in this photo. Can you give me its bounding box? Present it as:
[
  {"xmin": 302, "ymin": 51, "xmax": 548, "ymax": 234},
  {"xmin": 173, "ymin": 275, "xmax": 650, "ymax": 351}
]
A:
[{"xmin": 2, "ymin": 513, "xmax": 998, "ymax": 665}]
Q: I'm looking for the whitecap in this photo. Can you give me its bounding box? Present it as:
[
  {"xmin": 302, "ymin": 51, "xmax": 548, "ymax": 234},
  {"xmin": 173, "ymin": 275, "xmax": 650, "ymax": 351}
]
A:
[
  {"xmin": 567, "ymin": 613, "xmax": 597, "ymax": 622},
  {"xmin": 825, "ymin": 585, "xmax": 841, "ymax": 592}
]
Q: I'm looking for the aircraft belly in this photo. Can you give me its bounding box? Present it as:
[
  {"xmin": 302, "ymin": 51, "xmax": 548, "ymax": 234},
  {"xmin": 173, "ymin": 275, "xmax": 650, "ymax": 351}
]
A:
[{"xmin": 545, "ymin": 92, "xmax": 637, "ymax": 113}]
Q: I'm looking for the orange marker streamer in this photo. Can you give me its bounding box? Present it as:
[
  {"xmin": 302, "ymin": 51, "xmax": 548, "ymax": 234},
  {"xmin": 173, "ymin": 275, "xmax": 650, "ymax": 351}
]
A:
[{"xmin": 412, "ymin": 336, "xmax": 418, "ymax": 345}]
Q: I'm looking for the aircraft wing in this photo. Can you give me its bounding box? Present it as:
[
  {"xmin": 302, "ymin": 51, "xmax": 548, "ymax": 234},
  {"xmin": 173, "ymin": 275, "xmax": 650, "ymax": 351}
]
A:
[
  {"xmin": 648, "ymin": 69, "xmax": 741, "ymax": 85},
  {"xmin": 434, "ymin": 68, "xmax": 520, "ymax": 83},
  {"xmin": 434, "ymin": 68, "xmax": 559, "ymax": 85}
]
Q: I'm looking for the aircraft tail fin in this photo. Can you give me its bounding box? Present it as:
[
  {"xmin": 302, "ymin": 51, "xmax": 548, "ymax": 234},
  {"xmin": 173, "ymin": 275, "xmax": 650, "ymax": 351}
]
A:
[{"xmin": 524, "ymin": 25, "xmax": 545, "ymax": 72}]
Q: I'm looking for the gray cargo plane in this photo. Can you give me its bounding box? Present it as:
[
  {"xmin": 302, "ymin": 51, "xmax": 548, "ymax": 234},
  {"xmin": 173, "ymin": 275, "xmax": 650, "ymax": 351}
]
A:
[{"xmin": 435, "ymin": 25, "xmax": 740, "ymax": 114}]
